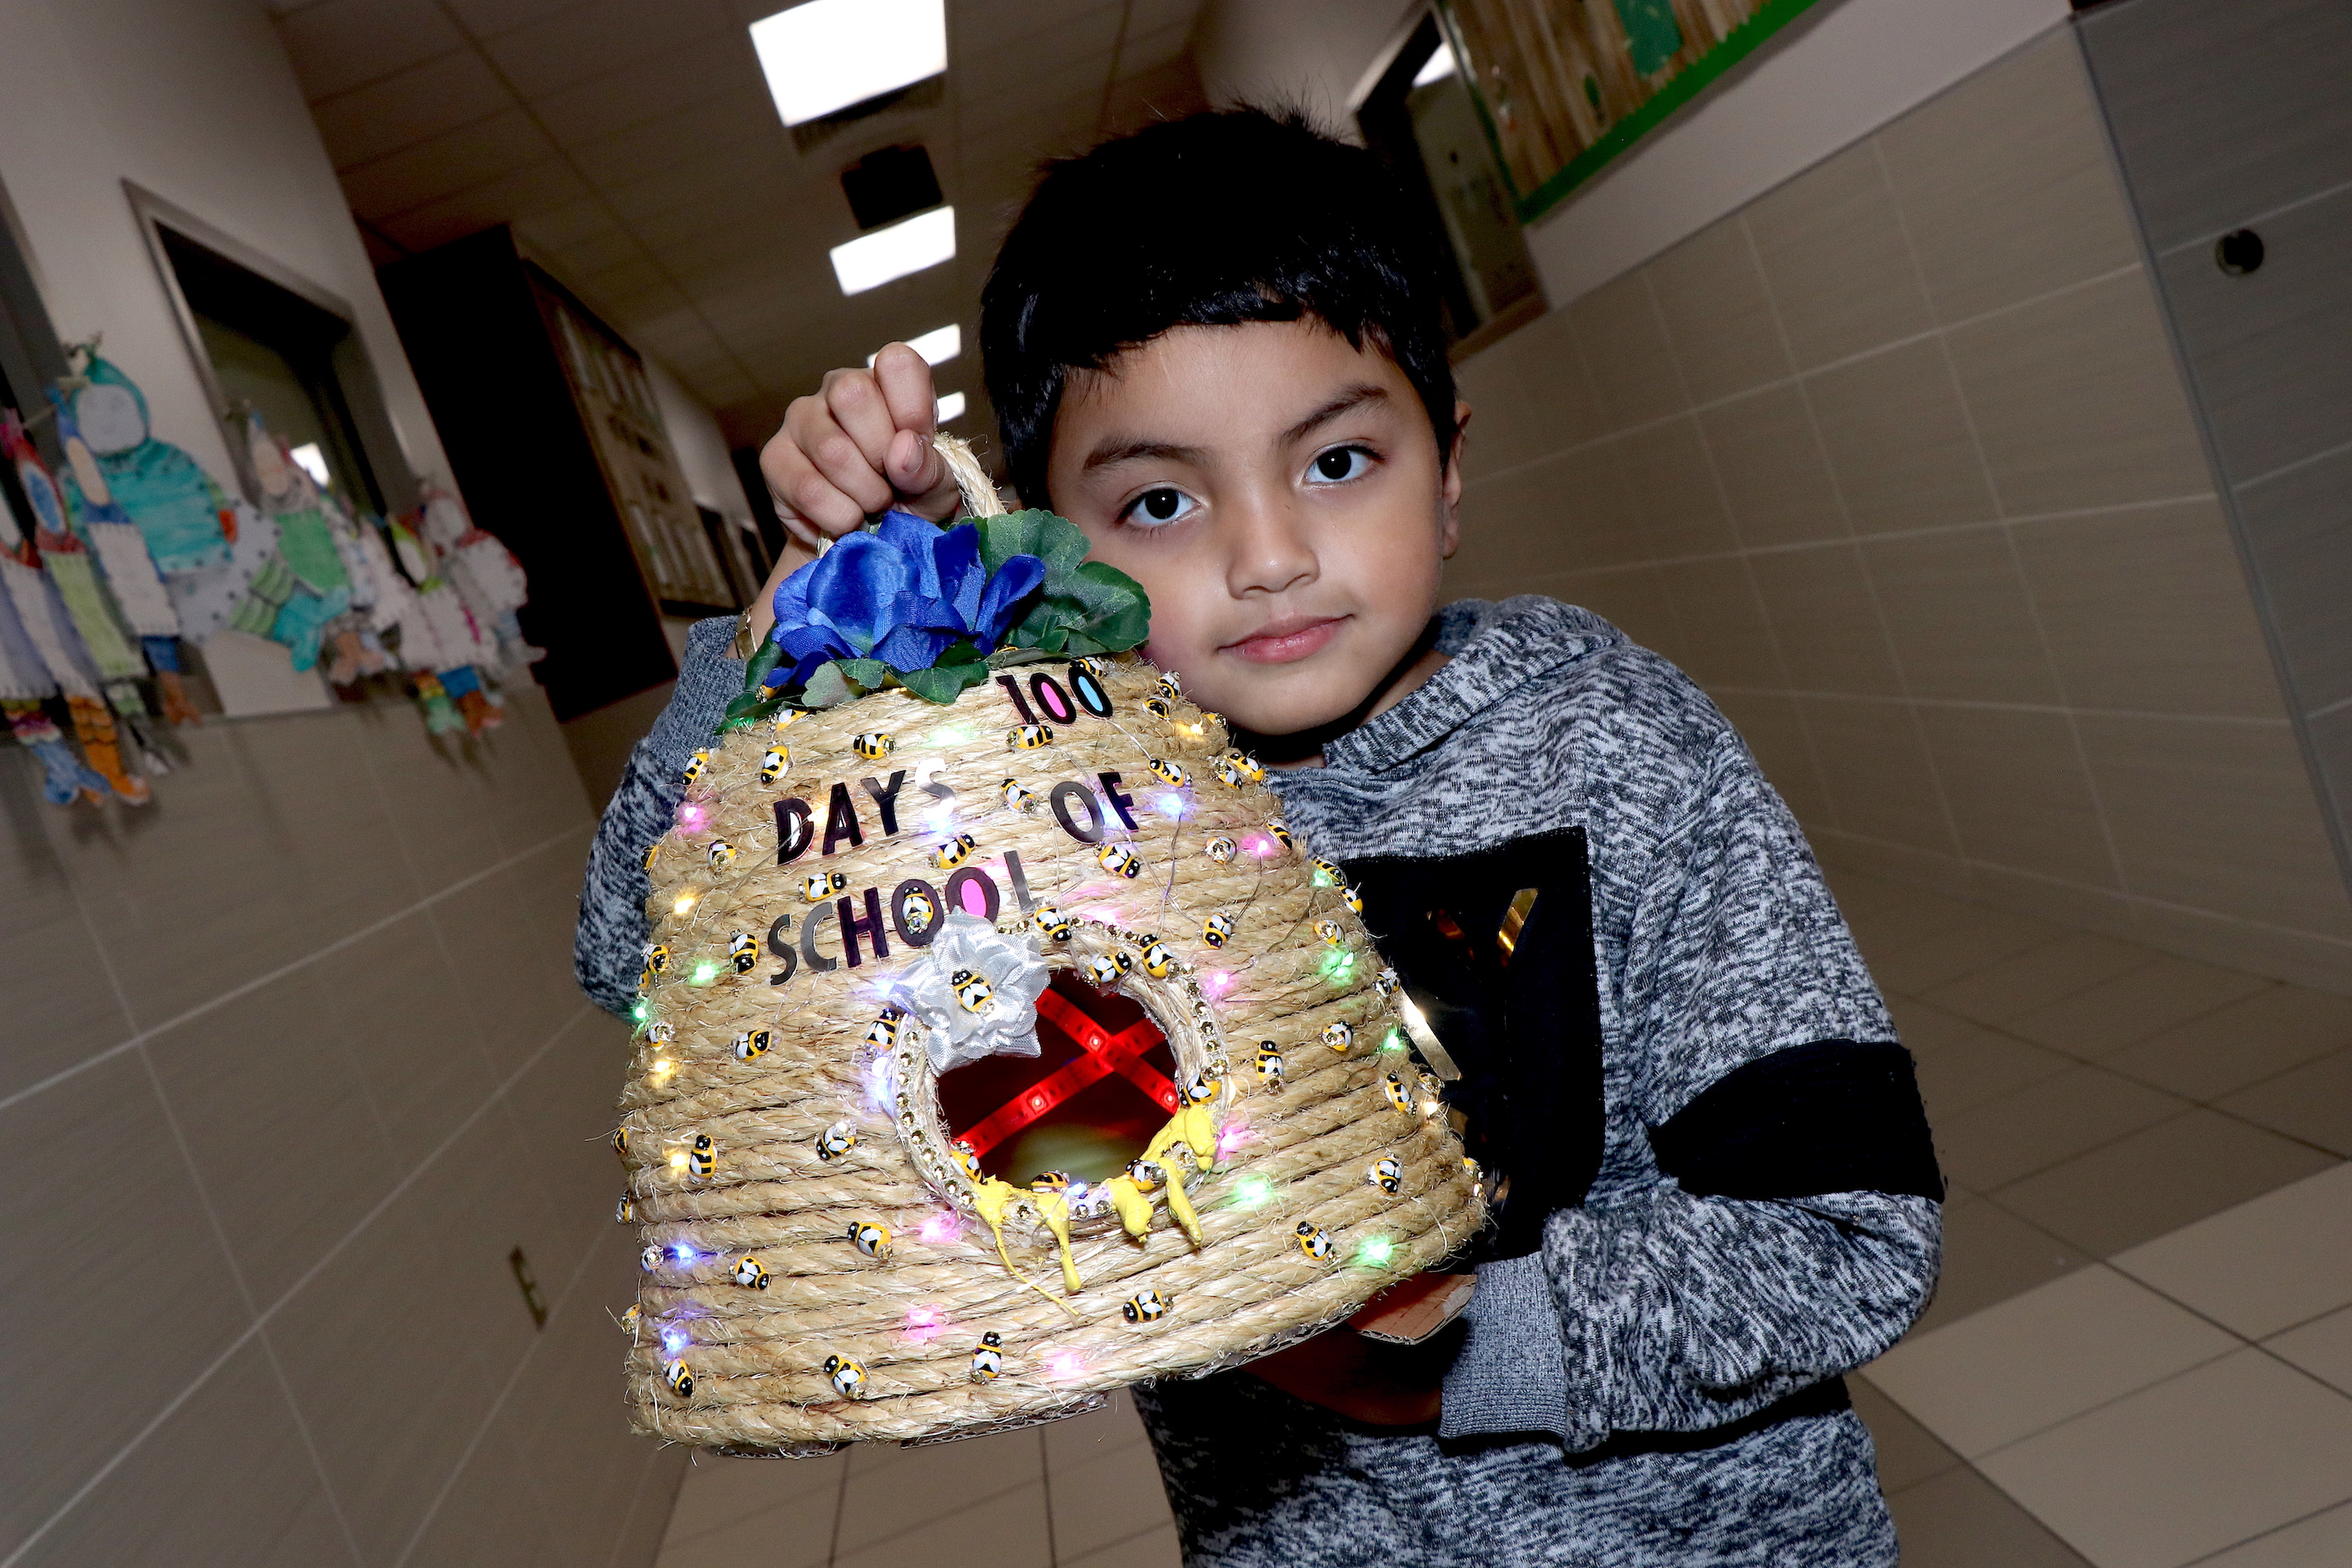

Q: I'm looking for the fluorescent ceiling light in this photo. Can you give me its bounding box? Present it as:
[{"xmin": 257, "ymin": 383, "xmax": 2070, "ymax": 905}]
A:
[
  {"xmin": 751, "ymin": 0, "xmax": 947, "ymax": 127},
  {"xmin": 288, "ymin": 443, "xmax": 331, "ymax": 486},
  {"xmin": 1414, "ymin": 39, "xmax": 1458, "ymax": 87},
  {"xmin": 830, "ymin": 206, "xmax": 955, "ymax": 295},
  {"xmin": 867, "ymin": 323, "xmax": 961, "ymax": 369},
  {"xmin": 935, "ymin": 391, "xmax": 966, "ymax": 424}
]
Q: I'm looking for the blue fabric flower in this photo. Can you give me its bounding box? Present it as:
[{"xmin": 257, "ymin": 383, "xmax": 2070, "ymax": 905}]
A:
[{"xmin": 766, "ymin": 510, "xmax": 1046, "ymax": 688}]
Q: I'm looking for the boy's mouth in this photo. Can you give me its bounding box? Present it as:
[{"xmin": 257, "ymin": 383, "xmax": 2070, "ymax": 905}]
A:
[{"xmin": 1223, "ymin": 615, "xmax": 1343, "ymax": 665}]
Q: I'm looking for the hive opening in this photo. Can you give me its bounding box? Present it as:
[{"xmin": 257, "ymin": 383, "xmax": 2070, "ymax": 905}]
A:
[{"xmin": 934, "ymin": 970, "xmax": 1182, "ymax": 1188}]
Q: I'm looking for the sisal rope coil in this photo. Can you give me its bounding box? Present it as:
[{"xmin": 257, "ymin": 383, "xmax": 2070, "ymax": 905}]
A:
[{"xmin": 617, "ymin": 446, "xmax": 1484, "ymax": 1453}]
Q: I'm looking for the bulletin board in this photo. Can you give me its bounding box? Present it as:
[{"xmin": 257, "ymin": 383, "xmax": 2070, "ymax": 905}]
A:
[{"xmin": 1438, "ymin": 0, "xmax": 1828, "ymax": 222}]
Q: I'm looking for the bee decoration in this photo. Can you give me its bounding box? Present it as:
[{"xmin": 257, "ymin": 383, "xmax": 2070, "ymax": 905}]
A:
[
  {"xmin": 1122, "ymin": 1288, "xmax": 1169, "ymax": 1323},
  {"xmin": 951, "ymin": 1140, "xmax": 983, "ymax": 1179},
  {"xmin": 682, "ymin": 751, "xmax": 709, "ymax": 785},
  {"xmin": 1141, "ymin": 938, "xmax": 1178, "ymax": 978},
  {"xmin": 1185, "ymin": 1074, "xmax": 1220, "ymax": 1105},
  {"xmin": 899, "ymin": 887, "xmax": 937, "ymax": 937},
  {"xmin": 665, "ymin": 1359, "xmax": 695, "ymax": 1398},
  {"xmin": 823, "ymin": 1354, "xmax": 867, "ymax": 1399},
  {"xmin": 731, "ymin": 1029, "xmax": 771, "ymax": 1062},
  {"xmin": 688, "ymin": 1133, "xmax": 716, "ymax": 1178},
  {"xmin": 1313, "ymin": 919, "xmax": 1345, "ymax": 948},
  {"xmin": 646, "ymin": 1021, "xmax": 676, "ymax": 1045},
  {"xmin": 848, "ymin": 1220, "xmax": 892, "ymax": 1260},
  {"xmin": 970, "ymin": 1331, "xmax": 1004, "ymax": 1382},
  {"xmin": 1156, "ymin": 671, "xmax": 1182, "ymax": 699},
  {"xmin": 1266, "ymin": 821, "xmax": 1294, "ymax": 852},
  {"xmin": 1072, "ymin": 656, "xmax": 1108, "ymax": 676},
  {"xmin": 1464, "ymin": 1156, "xmax": 1485, "ymax": 1200},
  {"xmin": 643, "ymin": 944, "xmax": 670, "ymax": 976},
  {"xmin": 772, "ymin": 710, "xmax": 801, "ymax": 733},
  {"xmin": 816, "ymin": 1120, "xmax": 856, "ymax": 1161},
  {"xmin": 1374, "ymin": 968, "xmax": 1401, "ymax": 1000},
  {"xmin": 1308, "ymin": 855, "xmax": 1343, "ymax": 885},
  {"xmin": 758, "ymin": 747, "xmax": 791, "ymax": 783},
  {"xmin": 864, "ymin": 1007, "xmax": 904, "ymax": 1049},
  {"xmin": 1204, "ymin": 836, "xmax": 1237, "ymax": 864},
  {"xmin": 1125, "ymin": 1158, "xmax": 1165, "ymax": 1192},
  {"xmin": 1029, "ymin": 1170, "xmax": 1072, "ymax": 1193},
  {"xmin": 1368, "ymin": 1156, "xmax": 1403, "ymax": 1195},
  {"xmin": 642, "ymin": 841, "xmax": 660, "ymax": 871},
  {"xmin": 1112, "ymin": 948, "xmax": 1136, "ymax": 973},
  {"xmin": 1144, "ymin": 697, "xmax": 1172, "ymax": 719},
  {"xmin": 732, "ymin": 1254, "xmax": 769, "ymax": 1290},
  {"xmin": 728, "ymin": 933, "xmax": 758, "ymax": 973},
  {"xmin": 1031, "ymin": 905, "xmax": 1075, "ymax": 940},
  {"xmin": 1006, "ymin": 724, "xmax": 1054, "ymax": 751},
  {"xmin": 1343, "ymin": 886, "xmax": 1364, "ymax": 915},
  {"xmin": 803, "ymin": 870, "xmax": 849, "ymax": 902},
  {"xmin": 1210, "ymin": 755, "xmax": 1245, "ymax": 788},
  {"xmin": 618, "ymin": 1303, "xmax": 641, "ymax": 1336},
  {"xmin": 639, "ymin": 1244, "xmax": 662, "ymax": 1273},
  {"xmin": 951, "ymin": 968, "xmax": 995, "ymax": 1013},
  {"xmin": 1382, "ymin": 1073, "xmax": 1413, "ymax": 1114},
  {"xmin": 851, "ymin": 732, "xmax": 893, "ymax": 760},
  {"xmin": 1223, "ymin": 751, "xmax": 1266, "ymax": 783},
  {"xmin": 933, "ymin": 832, "xmax": 978, "ymax": 871},
  {"xmin": 1147, "ymin": 757, "xmax": 1188, "ymax": 787},
  {"xmin": 614, "ymin": 1126, "xmax": 631, "ymax": 1159},
  {"xmin": 1000, "ymin": 778, "xmax": 1036, "ymax": 812},
  {"xmin": 615, "ymin": 1194, "xmax": 635, "ymax": 1224},
  {"xmin": 1323, "ymin": 1021, "xmax": 1356, "ymax": 1053},
  {"xmin": 1255, "ymin": 1041, "xmax": 1285, "ymax": 1088},
  {"xmin": 1098, "ymin": 842, "xmax": 1143, "ymax": 878},
  {"xmin": 1295, "ymin": 1222, "xmax": 1334, "ymax": 1262},
  {"xmin": 1202, "ymin": 911, "xmax": 1235, "ymax": 948}
]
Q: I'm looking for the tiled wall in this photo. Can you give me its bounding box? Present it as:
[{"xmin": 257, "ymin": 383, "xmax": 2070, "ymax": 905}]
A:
[
  {"xmin": 0, "ymin": 686, "xmax": 682, "ymax": 1566},
  {"xmin": 2078, "ymin": 0, "xmax": 2352, "ymax": 925},
  {"xmin": 1446, "ymin": 24, "xmax": 2352, "ymax": 993}
]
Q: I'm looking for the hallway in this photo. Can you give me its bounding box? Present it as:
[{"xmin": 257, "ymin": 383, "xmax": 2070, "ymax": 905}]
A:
[{"xmin": 651, "ymin": 864, "xmax": 2352, "ymax": 1568}]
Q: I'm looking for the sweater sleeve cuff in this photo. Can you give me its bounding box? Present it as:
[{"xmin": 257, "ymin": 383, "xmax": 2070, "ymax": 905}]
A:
[{"xmin": 1437, "ymin": 1252, "xmax": 1592, "ymax": 1446}]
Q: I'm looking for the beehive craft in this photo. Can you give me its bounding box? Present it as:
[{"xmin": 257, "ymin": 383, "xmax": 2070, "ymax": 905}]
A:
[{"xmin": 618, "ymin": 454, "xmax": 1484, "ymax": 1454}]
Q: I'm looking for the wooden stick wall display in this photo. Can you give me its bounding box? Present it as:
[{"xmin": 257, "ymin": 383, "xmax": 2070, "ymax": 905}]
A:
[
  {"xmin": 1441, "ymin": 0, "xmax": 1820, "ymax": 219},
  {"xmin": 620, "ymin": 660, "xmax": 1485, "ymax": 1452}
]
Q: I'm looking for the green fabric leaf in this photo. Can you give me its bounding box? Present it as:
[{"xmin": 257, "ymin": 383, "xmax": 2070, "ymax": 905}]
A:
[
  {"xmin": 837, "ymin": 657, "xmax": 890, "ymax": 690},
  {"xmin": 897, "ymin": 661, "xmax": 992, "ymax": 704},
  {"xmin": 983, "ymin": 646, "xmax": 1062, "ymax": 669},
  {"xmin": 800, "ymin": 662, "xmax": 858, "ymax": 708},
  {"xmin": 975, "ymin": 510, "xmax": 1090, "ymax": 578},
  {"xmin": 739, "ymin": 636, "xmax": 783, "ymax": 702}
]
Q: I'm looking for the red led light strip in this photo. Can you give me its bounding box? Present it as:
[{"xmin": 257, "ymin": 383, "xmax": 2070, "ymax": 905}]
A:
[{"xmin": 955, "ymin": 992, "xmax": 1180, "ymax": 1158}]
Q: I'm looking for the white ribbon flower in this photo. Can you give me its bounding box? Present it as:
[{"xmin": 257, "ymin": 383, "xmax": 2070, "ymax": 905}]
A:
[{"xmin": 899, "ymin": 911, "xmax": 1051, "ymax": 1073}]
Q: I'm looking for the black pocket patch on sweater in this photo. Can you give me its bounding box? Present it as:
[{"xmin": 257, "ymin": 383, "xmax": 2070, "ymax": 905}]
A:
[{"xmin": 1649, "ymin": 1039, "xmax": 1944, "ymax": 1202}]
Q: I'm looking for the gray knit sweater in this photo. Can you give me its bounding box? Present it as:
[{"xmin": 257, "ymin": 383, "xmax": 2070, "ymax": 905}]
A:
[{"xmin": 574, "ymin": 597, "xmax": 1942, "ymax": 1567}]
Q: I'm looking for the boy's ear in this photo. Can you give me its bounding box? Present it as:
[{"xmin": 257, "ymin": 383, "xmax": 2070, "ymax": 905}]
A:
[{"xmin": 1438, "ymin": 400, "xmax": 1470, "ymax": 560}]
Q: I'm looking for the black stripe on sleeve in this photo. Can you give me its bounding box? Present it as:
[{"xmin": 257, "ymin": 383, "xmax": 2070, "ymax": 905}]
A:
[{"xmin": 1648, "ymin": 1040, "xmax": 1945, "ymax": 1203}]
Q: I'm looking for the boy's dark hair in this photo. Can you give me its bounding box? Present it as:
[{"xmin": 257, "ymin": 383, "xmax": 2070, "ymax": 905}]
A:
[{"xmin": 981, "ymin": 107, "xmax": 1459, "ymax": 511}]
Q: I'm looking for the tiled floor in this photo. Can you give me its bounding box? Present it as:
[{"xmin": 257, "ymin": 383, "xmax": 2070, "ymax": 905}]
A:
[{"xmin": 652, "ymin": 868, "xmax": 2352, "ymax": 1567}]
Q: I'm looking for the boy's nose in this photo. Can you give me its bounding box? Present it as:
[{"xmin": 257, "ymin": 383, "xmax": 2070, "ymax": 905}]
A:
[{"xmin": 1223, "ymin": 493, "xmax": 1318, "ymax": 599}]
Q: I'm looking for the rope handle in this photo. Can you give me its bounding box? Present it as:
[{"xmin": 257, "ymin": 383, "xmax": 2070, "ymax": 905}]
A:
[{"xmin": 933, "ymin": 433, "xmax": 1004, "ymax": 519}]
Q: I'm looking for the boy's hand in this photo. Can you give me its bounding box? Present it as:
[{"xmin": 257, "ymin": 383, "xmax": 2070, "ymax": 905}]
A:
[{"xmin": 746, "ymin": 343, "xmax": 962, "ymax": 642}]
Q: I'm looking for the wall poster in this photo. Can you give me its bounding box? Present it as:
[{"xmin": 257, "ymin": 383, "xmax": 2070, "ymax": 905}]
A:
[{"xmin": 1439, "ymin": 0, "xmax": 1827, "ymax": 221}]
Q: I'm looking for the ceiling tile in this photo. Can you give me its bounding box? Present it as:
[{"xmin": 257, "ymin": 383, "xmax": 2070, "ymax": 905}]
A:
[
  {"xmin": 505, "ymin": 195, "xmax": 617, "ymax": 249},
  {"xmin": 956, "ymin": 6, "xmax": 1123, "ymax": 91},
  {"xmin": 536, "ymin": 225, "xmax": 646, "ymax": 279},
  {"xmin": 479, "ymin": 0, "xmax": 734, "ymax": 98},
  {"xmin": 444, "ymin": 0, "xmax": 593, "ymax": 37},
  {"xmin": 1117, "ymin": 18, "xmax": 1195, "ymax": 78},
  {"xmin": 274, "ymin": 0, "xmax": 466, "ymax": 102},
  {"xmin": 529, "ymin": 42, "xmax": 771, "ymax": 146},
  {"xmin": 558, "ymin": 91, "xmax": 781, "ymax": 190},
  {"xmin": 310, "ymin": 49, "xmax": 514, "ymax": 170},
  {"xmin": 1125, "ymin": 0, "xmax": 1203, "ymax": 42},
  {"xmin": 951, "ymin": 0, "xmax": 1120, "ymax": 60},
  {"xmin": 372, "ymin": 156, "xmax": 595, "ymax": 252},
  {"xmin": 959, "ymin": 66, "xmax": 1105, "ymax": 146},
  {"xmin": 338, "ymin": 105, "xmax": 557, "ymax": 220}
]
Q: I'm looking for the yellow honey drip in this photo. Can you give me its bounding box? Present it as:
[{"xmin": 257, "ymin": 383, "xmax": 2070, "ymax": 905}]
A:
[
  {"xmin": 970, "ymin": 1177, "xmax": 1082, "ymax": 1316},
  {"xmin": 1135, "ymin": 1102, "xmax": 1221, "ymax": 1245}
]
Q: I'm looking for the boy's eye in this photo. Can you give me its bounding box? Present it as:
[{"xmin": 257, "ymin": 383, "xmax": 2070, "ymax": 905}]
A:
[
  {"xmin": 1122, "ymin": 487, "xmax": 1196, "ymax": 527},
  {"xmin": 1308, "ymin": 447, "xmax": 1371, "ymax": 484}
]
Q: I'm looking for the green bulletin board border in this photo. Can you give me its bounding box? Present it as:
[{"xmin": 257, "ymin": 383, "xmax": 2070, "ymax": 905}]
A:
[{"xmin": 1440, "ymin": 0, "xmax": 1828, "ymax": 225}]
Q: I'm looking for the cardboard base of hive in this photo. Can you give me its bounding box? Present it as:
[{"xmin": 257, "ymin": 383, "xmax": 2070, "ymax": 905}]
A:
[{"xmin": 618, "ymin": 657, "xmax": 1485, "ymax": 1451}]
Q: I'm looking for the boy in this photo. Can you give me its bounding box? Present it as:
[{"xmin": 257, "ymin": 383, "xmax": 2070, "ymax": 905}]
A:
[{"xmin": 577, "ymin": 109, "xmax": 1940, "ymax": 1566}]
